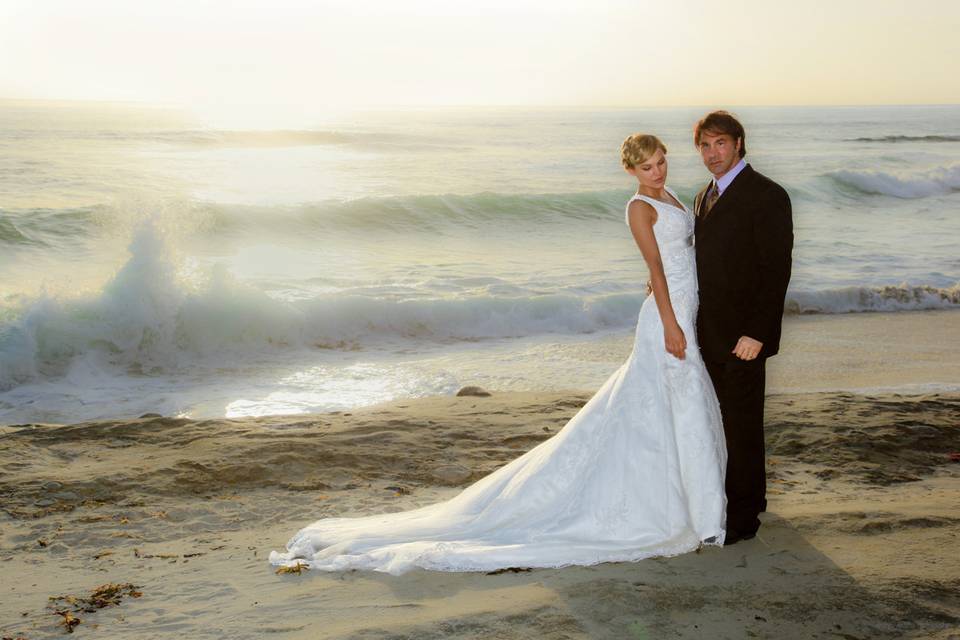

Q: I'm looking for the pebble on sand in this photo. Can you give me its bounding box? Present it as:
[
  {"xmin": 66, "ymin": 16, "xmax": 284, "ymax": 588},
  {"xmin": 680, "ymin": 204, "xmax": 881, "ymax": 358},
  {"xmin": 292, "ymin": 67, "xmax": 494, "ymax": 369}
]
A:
[{"xmin": 456, "ymin": 386, "xmax": 492, "ymax": 397}]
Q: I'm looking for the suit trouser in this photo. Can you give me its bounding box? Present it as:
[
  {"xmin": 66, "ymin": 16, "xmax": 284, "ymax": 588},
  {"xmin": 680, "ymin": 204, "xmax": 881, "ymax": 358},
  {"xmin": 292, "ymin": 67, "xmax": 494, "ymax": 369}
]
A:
[{"xmin": 704, "ymin": 357, "xmax": 767, "ymax": 535}]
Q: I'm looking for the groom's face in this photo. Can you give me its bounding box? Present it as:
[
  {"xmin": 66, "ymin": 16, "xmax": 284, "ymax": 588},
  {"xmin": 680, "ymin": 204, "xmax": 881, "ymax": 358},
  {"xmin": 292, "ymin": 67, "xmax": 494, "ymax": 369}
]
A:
[{"xmin": 698, "ymin": 131, "xmax": 742, "ymax": 179}]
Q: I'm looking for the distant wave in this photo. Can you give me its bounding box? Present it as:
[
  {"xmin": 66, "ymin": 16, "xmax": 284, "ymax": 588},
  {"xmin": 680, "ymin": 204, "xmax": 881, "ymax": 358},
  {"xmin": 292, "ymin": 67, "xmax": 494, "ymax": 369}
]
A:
[
  {"xmin": 175, "ymin": 129, "xmax": 356, "ymax": 148},
  {"xmin": 850, "ymin": 135, "xmax": 960, "ymax": 143},
  {"xmin": 0, "ymin": 191, "xmax": 637, "ymax": 246},
  {"xmin": 785, "ymin": 284, "xmax": 960, "ymax": 315},
  {"xmin": 0, "ymin": 127, "xmax": 431, "ymax": 150},
  {"xmin": 71, "ymin": 128, "xmax": 451, "ymax": 151},
  {"xmin": 827, "ymin": 164, "xmax": 960, "ymax": 198},
  {"xmin": 0, "ymin": 217, "xmax": 39, "ymax": 245},
  {"xmin": 0, "ymin": 206, "xmax": 111, "ymax": 247},
  {"xmin": 257, "ymin": 190, "xmax": 636, "ymax": 231}
]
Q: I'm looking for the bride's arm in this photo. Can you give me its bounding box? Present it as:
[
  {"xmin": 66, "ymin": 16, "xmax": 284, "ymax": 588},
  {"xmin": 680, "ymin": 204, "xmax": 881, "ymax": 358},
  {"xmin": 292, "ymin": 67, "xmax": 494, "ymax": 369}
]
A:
[{"xmin": 626, "ymin": 200, "xmax": 686, "ymax": 360}]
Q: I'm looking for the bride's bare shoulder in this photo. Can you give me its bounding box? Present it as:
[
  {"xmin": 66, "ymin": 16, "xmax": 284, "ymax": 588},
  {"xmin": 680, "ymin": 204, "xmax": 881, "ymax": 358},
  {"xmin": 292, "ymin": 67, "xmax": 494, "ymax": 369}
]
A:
[{"xmin": 627, "ymin": 197, "xmax": 658, "ymax": 225}]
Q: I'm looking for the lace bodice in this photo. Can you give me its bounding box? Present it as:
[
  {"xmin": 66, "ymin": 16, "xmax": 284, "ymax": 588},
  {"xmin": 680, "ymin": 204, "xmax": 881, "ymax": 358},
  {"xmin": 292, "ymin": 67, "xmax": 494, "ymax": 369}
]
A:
[
  {"xmin": 626, "ymin": 187, "xmax": 695, "ymax": 267},
  {"xmin": 625, "ymin": 186, "xmax": 698, "ymax": 321}
]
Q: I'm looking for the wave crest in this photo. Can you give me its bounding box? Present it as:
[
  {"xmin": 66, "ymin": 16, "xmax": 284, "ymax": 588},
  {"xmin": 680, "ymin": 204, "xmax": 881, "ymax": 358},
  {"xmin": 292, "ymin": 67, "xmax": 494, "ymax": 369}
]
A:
[
  {"xmin": 850, "ymin": 135, "xmax": 960, "ymax": 143},
  {"xmin": 0, "ymin": 223, "xmax": 639, "ymax": 391},
  {"xmin": 2, "ymin": 223, "xmax": 957, "ymax": 392},
  {"xmin": 785, "ymin": 284, "xmax": 960, "ymax": 315},
  {"xmin": 827, "ymin": 164, "xmax": 960, "ymax": 198}
]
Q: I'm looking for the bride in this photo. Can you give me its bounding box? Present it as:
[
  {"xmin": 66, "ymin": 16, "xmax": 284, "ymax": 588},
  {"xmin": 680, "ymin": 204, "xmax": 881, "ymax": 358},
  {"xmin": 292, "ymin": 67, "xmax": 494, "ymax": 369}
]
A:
[{"xmin": 270, "ymin": 134, "xmax": 727, "ymax": 575}]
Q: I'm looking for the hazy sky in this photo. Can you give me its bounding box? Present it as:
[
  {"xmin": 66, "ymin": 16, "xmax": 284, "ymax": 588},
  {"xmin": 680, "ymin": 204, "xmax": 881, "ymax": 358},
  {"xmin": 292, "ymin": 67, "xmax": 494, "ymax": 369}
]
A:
[{"xmin": 2, "ymin": 0, "xmax": 958, "ymax": 112}]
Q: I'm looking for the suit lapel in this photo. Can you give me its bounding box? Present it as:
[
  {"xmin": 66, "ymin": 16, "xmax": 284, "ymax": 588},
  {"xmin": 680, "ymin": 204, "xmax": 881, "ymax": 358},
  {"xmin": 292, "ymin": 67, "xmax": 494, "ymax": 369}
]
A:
[
  {"xmin": 694, "ymin": 185, "xmax": 709, "ymax": 218},
  {"xmin": 697, "ymin": 164, "xmax": 753, "ymax": 230}
]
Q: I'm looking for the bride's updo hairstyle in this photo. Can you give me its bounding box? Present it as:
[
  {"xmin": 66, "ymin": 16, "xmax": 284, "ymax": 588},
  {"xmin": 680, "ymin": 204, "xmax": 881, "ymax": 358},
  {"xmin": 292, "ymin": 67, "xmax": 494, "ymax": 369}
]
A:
[{"xmin": 620, "ymin": 134, "xmax": 667, "ymax": 169}]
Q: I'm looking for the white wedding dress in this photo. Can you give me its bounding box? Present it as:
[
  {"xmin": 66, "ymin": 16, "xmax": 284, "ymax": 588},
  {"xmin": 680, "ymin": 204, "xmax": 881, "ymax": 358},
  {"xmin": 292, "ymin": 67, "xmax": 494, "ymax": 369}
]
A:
[{"xmin": 270, "ymin": 187, "xmax": 727, "ymax": 575}]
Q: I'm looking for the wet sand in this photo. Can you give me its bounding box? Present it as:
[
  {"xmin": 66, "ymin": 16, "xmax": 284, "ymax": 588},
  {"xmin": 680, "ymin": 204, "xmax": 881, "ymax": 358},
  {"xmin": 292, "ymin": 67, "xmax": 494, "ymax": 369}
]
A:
[{"xmin": 1, "ymin": 389, "xmax": 958, "ymax": 639}]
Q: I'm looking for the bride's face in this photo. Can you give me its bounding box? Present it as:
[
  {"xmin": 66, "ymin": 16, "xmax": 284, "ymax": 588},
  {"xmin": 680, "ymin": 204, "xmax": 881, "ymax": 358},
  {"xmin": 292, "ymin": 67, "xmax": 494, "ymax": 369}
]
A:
[{"xmin": 627, "ymin": 149, "xmax": 668, "ymax": 189}]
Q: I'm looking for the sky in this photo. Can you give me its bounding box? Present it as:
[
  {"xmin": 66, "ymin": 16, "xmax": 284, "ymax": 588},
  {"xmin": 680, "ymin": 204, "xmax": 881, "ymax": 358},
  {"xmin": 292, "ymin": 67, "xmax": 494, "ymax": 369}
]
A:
[{"xmin": 1, "ymin": 0, "xmax": 958, "ymax": 113}]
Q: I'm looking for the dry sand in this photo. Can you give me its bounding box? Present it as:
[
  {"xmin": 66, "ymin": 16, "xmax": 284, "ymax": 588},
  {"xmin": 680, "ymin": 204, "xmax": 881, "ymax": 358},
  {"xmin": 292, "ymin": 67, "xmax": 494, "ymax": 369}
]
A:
[{"xmin": 1, "ymin": 388, "xmax": 958, "ymax": 639}]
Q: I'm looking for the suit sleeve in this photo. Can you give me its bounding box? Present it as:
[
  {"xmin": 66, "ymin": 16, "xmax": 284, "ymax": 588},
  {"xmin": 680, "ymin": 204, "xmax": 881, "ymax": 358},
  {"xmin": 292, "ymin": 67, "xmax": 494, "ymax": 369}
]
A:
[{"xmin": 744, "ymin": 185, "xmax": 793, "ymax": 345}]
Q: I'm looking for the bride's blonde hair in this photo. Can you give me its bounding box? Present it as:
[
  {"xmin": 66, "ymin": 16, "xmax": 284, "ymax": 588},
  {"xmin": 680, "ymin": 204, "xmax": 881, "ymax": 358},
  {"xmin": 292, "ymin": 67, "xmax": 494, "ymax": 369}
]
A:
[{"xmin": 620, "ymin": 134, "xmax": 667, "ymax": 169}]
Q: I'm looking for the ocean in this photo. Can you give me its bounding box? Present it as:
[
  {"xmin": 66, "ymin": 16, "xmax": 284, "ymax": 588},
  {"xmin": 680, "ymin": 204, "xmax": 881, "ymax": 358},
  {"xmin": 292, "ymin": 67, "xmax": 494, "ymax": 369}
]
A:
[{"xmin": 1, "ymin": 100, "xmax": 958, "ymax": 423}]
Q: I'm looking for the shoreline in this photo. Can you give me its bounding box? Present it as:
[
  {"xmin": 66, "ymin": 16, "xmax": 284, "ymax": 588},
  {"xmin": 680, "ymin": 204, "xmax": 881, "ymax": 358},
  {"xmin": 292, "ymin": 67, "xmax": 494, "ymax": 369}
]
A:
[
  {"xmin": 2, "ymin": 389, "xmax": 958, "ymax": 639},
  {"xmin": 2, "ymin": 307, "xmax": 959, "ymax": 427}
]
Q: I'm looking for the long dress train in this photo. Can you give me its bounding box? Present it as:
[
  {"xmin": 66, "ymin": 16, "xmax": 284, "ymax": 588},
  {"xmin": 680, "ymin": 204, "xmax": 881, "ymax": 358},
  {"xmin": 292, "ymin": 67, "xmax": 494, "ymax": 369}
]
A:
[{"xmin": 269, "ymin": 187, "xmax": 727, "ymax": 575}]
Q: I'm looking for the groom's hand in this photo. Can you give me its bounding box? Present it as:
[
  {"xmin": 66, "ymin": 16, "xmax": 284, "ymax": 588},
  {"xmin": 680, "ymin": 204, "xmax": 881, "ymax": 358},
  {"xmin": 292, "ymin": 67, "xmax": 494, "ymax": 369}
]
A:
[{"xmin": 732, "ymin": 336, "xmax": 763, "ymax": 361}]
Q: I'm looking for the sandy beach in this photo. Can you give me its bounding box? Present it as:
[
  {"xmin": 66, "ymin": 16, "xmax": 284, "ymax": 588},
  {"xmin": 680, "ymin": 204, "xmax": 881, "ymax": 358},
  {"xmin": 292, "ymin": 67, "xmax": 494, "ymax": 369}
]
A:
[
  {"xmin": 2, "ymin": 309, "xmax": 959, "ymax": 640},
  {"xmin": 2, "ymin": 18, "xmax": 959, "ymax": 639}
]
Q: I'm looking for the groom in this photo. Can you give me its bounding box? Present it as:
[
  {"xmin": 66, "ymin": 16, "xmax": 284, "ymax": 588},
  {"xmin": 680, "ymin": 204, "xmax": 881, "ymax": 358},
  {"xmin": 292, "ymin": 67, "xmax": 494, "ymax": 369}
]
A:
[{"xmin": 693, "ymin": 111, "xmax": 793, "ymax": 546}]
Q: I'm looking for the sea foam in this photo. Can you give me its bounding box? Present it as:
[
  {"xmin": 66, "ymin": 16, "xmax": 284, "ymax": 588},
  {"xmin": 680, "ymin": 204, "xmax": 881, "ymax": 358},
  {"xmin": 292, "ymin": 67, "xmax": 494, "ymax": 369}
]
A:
[
  {"xmin": 2, "ymin": 222, "xmax": 958, "ymax": 393},
  {"xmin": 0, "ymin": 223, "xmax": 638, "ymax": 390}
]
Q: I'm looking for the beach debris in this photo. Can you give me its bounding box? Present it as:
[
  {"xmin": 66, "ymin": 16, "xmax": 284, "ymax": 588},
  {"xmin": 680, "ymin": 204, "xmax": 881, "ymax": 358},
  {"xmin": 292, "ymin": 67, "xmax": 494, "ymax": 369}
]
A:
[
  {"xmin": 384, "ymin": 485, "xmax": 411, "ymax": 495},
  {"xmin": 456, "ymin": 385, "xmax": 491, "ymax": 397},
  {"xmin": 93, "ymin": 550, "xmax": 113, "ymax": 560},
  {"xmin": 949, "ymin": 452, "xmax": 960, "ymax": 462},
  {"xmin": 48, "ymin": 583, "xmax": 142, "ymax": 633},
  {"xmin": 37, "ymin": 538, "xmax": 48, "ymax": 548},
  {"xmin": 485, "ymin": 567, "xmax": 532, "ymax": 575},
  {"xmin": 56, "ymin": 610, "xmax": 82, "ymax": 633},
  {"xmin": 133, "ymin": 548, "xmax": 186, "ymax": 560},
  {"xmin": 59, "ymin": 583, "xmax": 142, "ymax": 611},
  {"xmin": 71, "ymin": 512, "xmax": 108, "ymax": 523},
  {"xmin": 276, "ymin": 562, "xmax": 309, "ymax": 575}
]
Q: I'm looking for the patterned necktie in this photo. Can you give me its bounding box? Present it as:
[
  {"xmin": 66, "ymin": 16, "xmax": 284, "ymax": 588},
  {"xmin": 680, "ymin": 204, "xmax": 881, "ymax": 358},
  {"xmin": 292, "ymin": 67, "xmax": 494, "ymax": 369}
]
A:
[{"xmin": 703, "ymin": 181, "xmax": 721, "ymax": 216}]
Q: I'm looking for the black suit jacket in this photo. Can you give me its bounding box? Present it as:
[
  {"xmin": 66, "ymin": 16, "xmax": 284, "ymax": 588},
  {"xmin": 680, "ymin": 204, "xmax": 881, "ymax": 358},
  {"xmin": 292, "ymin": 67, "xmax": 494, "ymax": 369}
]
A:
[{"xmin": 694, "ymin": 163, "xmax": 793, "ymax": 363}]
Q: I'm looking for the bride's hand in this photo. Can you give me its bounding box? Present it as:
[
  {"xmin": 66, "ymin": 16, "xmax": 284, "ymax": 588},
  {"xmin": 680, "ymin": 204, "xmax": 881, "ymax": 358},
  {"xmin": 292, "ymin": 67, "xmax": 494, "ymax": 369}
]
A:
[{"xmin": 664, "ymin": 322, "xmax": 686, "ymax": 360}]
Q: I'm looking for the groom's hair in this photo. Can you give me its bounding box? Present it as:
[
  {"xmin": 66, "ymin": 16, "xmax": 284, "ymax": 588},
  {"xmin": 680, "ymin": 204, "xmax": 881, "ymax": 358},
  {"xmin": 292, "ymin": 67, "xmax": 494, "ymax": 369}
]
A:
[{"xmin": 694, "ymin": 111, "xmax": 747, "ymax": 158}]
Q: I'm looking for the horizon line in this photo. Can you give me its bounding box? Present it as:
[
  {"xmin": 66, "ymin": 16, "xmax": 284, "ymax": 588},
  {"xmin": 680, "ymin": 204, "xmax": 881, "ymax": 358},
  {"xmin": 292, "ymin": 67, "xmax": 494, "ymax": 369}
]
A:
[{"xmin": 1, "ymin": 96, "xmax": 959, "ymax": 111}]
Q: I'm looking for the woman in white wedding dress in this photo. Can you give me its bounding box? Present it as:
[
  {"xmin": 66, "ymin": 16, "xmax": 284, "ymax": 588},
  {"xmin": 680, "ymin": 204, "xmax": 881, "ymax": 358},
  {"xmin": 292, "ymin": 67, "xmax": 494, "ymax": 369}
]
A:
[{"xmin": 270, "ymin": 134, "xmax": 727, "ymax": 575}]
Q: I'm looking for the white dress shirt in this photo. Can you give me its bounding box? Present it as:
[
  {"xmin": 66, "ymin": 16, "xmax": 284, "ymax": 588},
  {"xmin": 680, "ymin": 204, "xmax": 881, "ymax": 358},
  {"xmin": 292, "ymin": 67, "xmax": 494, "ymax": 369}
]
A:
[{"xmin": 713, "ymin": 158, "xmax": 747, "ymax": 195}]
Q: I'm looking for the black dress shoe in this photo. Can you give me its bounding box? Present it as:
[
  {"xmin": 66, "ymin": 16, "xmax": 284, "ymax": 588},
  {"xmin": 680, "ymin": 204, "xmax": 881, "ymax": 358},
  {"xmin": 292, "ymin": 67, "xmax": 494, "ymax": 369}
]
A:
[{"xmin": 723, "ymin": 529, "xmax": 757, "ymax": 546}]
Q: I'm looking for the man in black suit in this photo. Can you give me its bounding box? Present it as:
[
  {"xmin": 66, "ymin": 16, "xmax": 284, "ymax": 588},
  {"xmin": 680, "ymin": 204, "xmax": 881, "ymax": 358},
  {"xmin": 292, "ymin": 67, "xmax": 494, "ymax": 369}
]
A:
[{"xmin": 693, "ymin": 111, "xmax": 793, "ymax": 546}]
